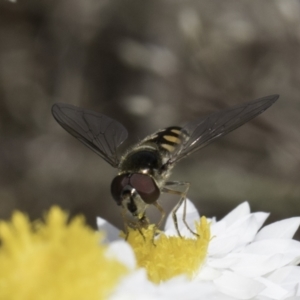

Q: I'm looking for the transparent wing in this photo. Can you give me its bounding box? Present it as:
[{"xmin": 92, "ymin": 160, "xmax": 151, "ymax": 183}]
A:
[
  {"xmin": 170, "ymin": 94, "xmax": 279, "ymax": 164},
  {"xmin": 52, "ymin": 103, "xmax": 128, "ymax": 167}
]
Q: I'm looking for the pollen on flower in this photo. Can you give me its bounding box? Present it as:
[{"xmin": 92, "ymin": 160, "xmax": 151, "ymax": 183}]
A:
[
  {"xmin": 0, "ymin": 206, "xmax": 128, "ymax": 300},
  {"xmin": 125, "ymin": 216, "xmax": 210, "ymax": 283}
]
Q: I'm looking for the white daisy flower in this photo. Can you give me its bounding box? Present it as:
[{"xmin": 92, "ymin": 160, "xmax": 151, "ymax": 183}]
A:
[
  {"xmin": 3, "ymin": 201, "xmax": 296, "ymax": 299},
  {"xmin": 98, "ymin": 199, "xmax": 300, "ymax": 300}
]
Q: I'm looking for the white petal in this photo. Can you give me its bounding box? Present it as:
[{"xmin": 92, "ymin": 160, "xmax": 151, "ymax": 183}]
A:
[
  {"xmin": 195, "ymin": 265, "xmax": 222, "ymax": 280},
  {"xmin": 111, "ymin": 269, "xmax": 230, "ymax": 300},
  {"xmin": 220, "ymin": 202, "xmax": 251, "ymax": 226},
  {"xmin": 255, "ymin": 217, "xmax": 300, "ymax": 240},
  {"xmin": 244, "ymin": 239, "xmax": 300, "ymax": 257},
  {"xmin": 156, "ymin": 276, "xmax": 213, "ymax": 300},
  {"xmin": 106, "ymin": 240, "xmax": 136, "ymax": 270},
  {"xmin": 267, "ymin": 266, "xmax": 300, "ymax": 291},
  {"xmin": 214, "ymin": 271, "xmax": 265, "ymax": 299},
  {"xmin": 209, "ymin": 234, "xmax": 240, "ymax": 256},
  {"xmin": 97, "ymin": 216, "xmax": 121, "ymax": 243},
  {"xmin": 209, "ymin": 212, "xmax": 269, "ymax": 255},
  {"xmin": 211, "ymin": 210, "xmax": 268, "ymax": 238},
  {"xmin": 256, "ymin": 277, "xmax": 289, "ymax": 300},
  {"xmin": 109, "ymin": 269, "xmax": 158, "ymax": 300},
  {"xmin": 297, "ymin": 283, "xmax": 300, "ymax": 296},
  {"xmin": 164, "ymin": 199, "xmax": 200, "ymax": 237},
  {"xmin": 221, "ymin": 253, "xmax": 296, "ymax": 277},
  {"xmin": 207, "ymin": 252, "xmax": 291, "ymax": 278},
  {"xmin": 208, "ymin": 256, "xmax": 238, "ymax": 269},
  {"xmin": 227, "ymin": 212, "xmax": 269, "ymax": 247}
]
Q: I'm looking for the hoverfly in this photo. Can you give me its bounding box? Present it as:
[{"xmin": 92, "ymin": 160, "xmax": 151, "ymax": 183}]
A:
[{"xmin": 52, "ymin": 94, "xmax": 278, "ymax": 237}]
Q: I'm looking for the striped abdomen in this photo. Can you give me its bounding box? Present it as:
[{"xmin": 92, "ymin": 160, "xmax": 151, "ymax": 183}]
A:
[{"xmin": 146, "ymin": 126, "xmax": 189, "ymax": 154}]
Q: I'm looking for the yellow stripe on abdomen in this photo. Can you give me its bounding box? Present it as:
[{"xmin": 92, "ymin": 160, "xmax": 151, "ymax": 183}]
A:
[
  {"xmin": 163, "ymin": 135, "xmax": 181, "ymax": 144},
  {"xmin": 161, "ymin": 143, "xmax": 175, "ymax": 152},
  {"xmin": 170, "ymin": 128, "xmax": 181, "ymax": 135}
]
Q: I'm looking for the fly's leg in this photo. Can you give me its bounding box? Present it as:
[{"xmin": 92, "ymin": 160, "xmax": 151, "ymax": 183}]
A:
[
  {"xmin": 153, "ymin": 201, "xmax": 166, "ymax": 229},
  {"xmin": 162, "ymin": 181, "xmax": 198, "ymax": 238},
  {"xmin": 121, "ymin": 207, "xmax": 130, "ymax": 240},
  {"xmin": 121, "ymin": 207, "xmax": 146, "ymax": 240}
]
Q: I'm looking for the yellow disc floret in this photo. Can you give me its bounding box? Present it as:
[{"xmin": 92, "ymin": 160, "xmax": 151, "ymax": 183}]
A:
[
  {"xmin": 0, "ymin": 207, "xmax": 128, "ymax": 300},
  {"xmin": 125, "ymin": 217, "xmax": 210, "ymax": 283}
]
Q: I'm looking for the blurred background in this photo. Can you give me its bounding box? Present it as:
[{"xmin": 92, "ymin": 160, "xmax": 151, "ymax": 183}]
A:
[{"xmin": 0, "ymin": 0, "xmax": 299, "ymax": 238}]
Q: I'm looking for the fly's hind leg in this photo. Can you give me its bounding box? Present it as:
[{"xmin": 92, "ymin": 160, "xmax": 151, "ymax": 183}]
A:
[{"xmin": 162, "ymin": 181, "xmax": 198, "ymax": 238}]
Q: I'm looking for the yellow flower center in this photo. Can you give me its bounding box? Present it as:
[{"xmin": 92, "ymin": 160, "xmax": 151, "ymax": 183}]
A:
[
  {"xmin": 0, "ymin": 207, "xmax": 128, "ymax": 300},
  {"xmin": 125, "ymin": 216, "xmax": 210, "ymax": 283}
]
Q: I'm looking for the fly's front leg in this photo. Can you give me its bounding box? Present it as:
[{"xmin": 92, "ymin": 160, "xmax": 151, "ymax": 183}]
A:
[
  {"xmin": 121, "ymin": 207, "xmax": 146, "ymax": 240},
  {"xmin": 162, "ymin": 181, "xmax": 198, "ymax": 238},
  {"xmin": 121, "ymin": 207, "xmax": 130, "ymax": 240}
]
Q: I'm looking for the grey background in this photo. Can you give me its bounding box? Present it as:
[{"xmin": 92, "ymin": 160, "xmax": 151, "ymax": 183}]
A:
[{"xmin": 0, "ymin": 0, "xmax": 299, "ymax": 238}]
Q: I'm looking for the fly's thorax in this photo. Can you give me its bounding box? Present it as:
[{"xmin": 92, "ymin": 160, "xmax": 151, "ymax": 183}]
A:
[{"xmin": 119, "ymin": 146, "xmax": 163, "ymax": 176}]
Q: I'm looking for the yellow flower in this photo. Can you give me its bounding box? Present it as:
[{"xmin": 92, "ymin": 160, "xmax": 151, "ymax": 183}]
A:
[
  {"xmin": 0, "ymin": 207, "xmax": 128, "ymax": 300},
  {"xmin": 125, "ymin": 216, "xmax": 210, "ymax": 283}
]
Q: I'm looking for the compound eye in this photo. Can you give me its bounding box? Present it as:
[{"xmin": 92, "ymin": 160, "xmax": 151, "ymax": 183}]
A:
[
  {"xmin": 111, "ymin": 174, "xmax": 129, "ymax": 205},
  {"xmin": 130, "ymin": 173, "xmax": 160, "ymax": 204}
]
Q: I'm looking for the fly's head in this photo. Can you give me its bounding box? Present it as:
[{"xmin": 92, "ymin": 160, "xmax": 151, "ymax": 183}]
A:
[{"xmin": 111, "ymin": 173, "xmax": 160, "ymax": 220}]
